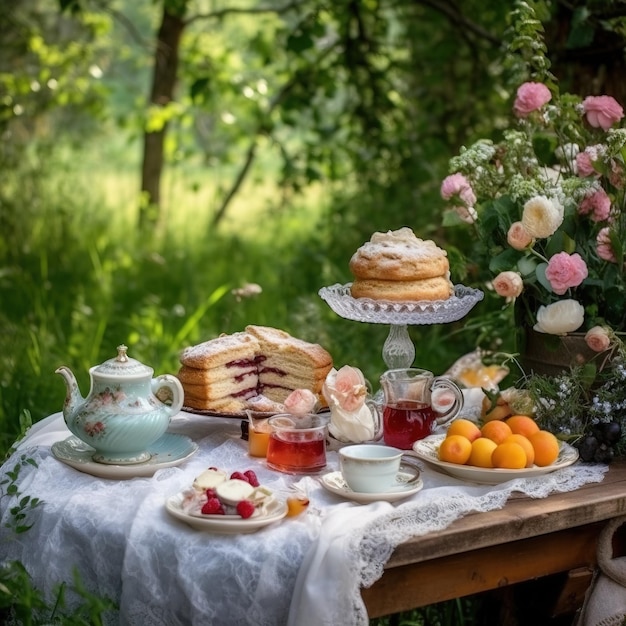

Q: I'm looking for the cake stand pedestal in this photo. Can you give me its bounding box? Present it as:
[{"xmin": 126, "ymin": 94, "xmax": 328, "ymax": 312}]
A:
[{"xmin": 318, "ymin": 284, "xmax": 484, "ymax": 370}]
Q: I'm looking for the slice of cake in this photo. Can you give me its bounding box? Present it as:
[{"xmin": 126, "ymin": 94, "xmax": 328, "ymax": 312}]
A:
[
  {"xmin": 178, "ymin": 327, "xmax": 333, "ymax": 413},
  {"xmin": 245, "ymin": 325, "xmax": 333, "ymax": 403},
  {"xmin": 178, "ymin": 332, "xmax": 261, "ymax": 412}
]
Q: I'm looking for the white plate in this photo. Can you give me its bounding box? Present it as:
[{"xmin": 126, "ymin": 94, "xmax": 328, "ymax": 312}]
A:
[
  {"xmin": 320, "ymin": 463, "xmax": 424, "ymax": 503},
  {"xmin": 51, "ymin": 433, "xmax": 198, "ymax": 479},
  {"xmin": 165, "ymin": 493, "xmax": 288, "ymax": 533},
  {"xmin": 412, "ymin": 433, "xmax": 579, "ymax": 485}
]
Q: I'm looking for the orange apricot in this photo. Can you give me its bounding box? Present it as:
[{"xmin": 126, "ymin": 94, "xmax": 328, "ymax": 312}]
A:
[
  {"xmin": 468, "ymin": 437, "xmax": 497, "ymax": 468},
  {"xmin": 286, "ymin": 496, "xmax": 310, "ymax": 517},
  {"xmin": 480, "ymin": 420, "xmax": 513, "ymax": 444},
  {"xmin": 506, "ymin": 415, "xmax": 540, "ymax": 438},
  {"xmin": 446, "ymin": 419, "xmax": 482, "ymax": 442},
  {"xmin": 528, "ymin": 430, "xmax": 560, "ymax": 467},
  {"xmin": 504, "ymin": 433, "xmax": 535, "ymax": 467},
  {"xmin": 439, "ymin": 435, "xmax": 473, "ymax": 465},
  {"xmin": 481, "ymin": 394, "xmax": 513, "ymax": 422},
  {"xmin": 491, "ymin": 442, "xmax": 527, "ymax": 470}
]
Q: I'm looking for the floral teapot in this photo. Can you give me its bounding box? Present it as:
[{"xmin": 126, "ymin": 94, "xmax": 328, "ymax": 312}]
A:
[{"xmin": 56, "ymin": 345, "xmax": 184, "ymax": 465}]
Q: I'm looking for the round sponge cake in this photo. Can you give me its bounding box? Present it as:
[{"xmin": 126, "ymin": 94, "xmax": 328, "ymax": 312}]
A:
[{"xmin": 349, "ymin": 227, "xmax": 453, "ymax": 301}]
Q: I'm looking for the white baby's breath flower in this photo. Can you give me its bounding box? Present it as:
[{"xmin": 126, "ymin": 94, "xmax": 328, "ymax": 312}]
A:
[{"xmin": 555, "ymin": 142, "xmax": 579, "ymax": 163}]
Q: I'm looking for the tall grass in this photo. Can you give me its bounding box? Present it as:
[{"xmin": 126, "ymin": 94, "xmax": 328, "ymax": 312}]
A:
[{"xmin": 0, "ymin": 133, "xmax": 509, "ymax": 461}]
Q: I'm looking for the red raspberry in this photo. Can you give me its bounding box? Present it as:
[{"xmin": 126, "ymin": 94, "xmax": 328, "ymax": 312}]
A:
[
  {"xmin": 236, "ymin": 500, "xmax": 256, "ymax": 519},
  {"xmin": 243, "ymin": 470, "xmax": 259, "ymax": 487},
  {"xmin": 201, "ymin": 497, "xmax": 225, "ymax": 515},
  {"xmin": 230, "ymin": 471, "xmax": 249, "ymax": 483},
  {"xmin": 205, "ymin": 488, "xmax": 217, "ymax": 499}
]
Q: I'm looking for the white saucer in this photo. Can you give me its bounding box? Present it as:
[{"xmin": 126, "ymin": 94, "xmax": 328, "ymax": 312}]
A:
[
  {"xmin": 51, "ymin": 433, "xmax": 198, "ymax": 479},
  {"xmin": 165, "ymin": 493, "xmax": 288, "ymax": 533},
  {"xmin": 413, "ymin": 433, "xmax": 579, "ymax": 485},
  {"xmin": 320, "ymin": 463, "xmax": 423, "ymax": 503}
]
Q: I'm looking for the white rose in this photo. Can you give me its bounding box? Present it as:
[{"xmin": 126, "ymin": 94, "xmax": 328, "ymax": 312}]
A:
[
  {"xmin": 521, "ymin": 195, "xmax": 564, "ymax": 239},
  {"xmin": 533, "ymin": 299, "xmax": 585, "ymax": 335}
]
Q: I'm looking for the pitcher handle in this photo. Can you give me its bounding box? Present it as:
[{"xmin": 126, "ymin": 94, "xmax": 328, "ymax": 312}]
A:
[
  {"xmin": 430, "ymin": 376, "xmax": 464, "ymax": 426},
  {"xmin": 152, "ymin": 374, "xmax": 185, "ymax": 417},
  {"xmin": 365, "ymin": 398, "xmax": 384, "ymax": 441}
]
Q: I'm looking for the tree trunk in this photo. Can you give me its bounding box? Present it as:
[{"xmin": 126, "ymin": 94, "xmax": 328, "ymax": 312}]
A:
[{"xmin": 139, "ymin": 7, "xmax": 185, "ymax": 230}]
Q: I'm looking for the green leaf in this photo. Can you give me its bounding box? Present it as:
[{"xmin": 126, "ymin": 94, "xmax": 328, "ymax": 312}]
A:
[
  {"xmin": 535, "ymin": 262, "xmax": 552, "ymax": 292},
  {"xmin": 566, "ymin": 8, "xmax": 595, "ymax": 49},
  {"xmin": 190, "ymin": 78, "xmax": 210, "ymax": 102},
  {"xmin": 518, "ymin": 255, "xmax": 538, "ymax": 277},
  {"xmin": 489, "ymin": 247, "xmax": 522, "ymax": 273},
  {"xmin": 286, "ymin": 31, "xmax": 314, "ymax": 53}
]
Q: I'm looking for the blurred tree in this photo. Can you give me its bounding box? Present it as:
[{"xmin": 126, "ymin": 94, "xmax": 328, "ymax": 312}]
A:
[{"xmin": 5, "ymin": 0, "xmax": 626, "ymax": 235}]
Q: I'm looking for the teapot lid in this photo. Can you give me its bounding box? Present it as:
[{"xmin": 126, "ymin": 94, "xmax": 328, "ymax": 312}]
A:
[{"xmin": 92, "ymin": 345, "xmax": 153, "ymax": 379}]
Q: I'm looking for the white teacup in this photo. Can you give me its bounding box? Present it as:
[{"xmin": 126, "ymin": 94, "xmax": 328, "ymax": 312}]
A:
[{"xmin": 338, "ymin": 444, "xmax": 420, "ymax": 493}]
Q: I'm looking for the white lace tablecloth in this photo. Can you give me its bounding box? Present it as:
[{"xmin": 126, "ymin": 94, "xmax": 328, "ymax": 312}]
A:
[{"xmin": 0, "ymin": 412, "xmax": 608, "ymax": 626}]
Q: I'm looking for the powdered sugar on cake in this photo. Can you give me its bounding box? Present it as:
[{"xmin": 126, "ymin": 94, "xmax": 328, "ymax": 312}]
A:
[{"xmin": 178, "ymin": 325, "xmax": 333, "ymax": 414}]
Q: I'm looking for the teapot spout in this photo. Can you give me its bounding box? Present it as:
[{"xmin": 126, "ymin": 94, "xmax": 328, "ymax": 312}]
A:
[{"xmin": 55, "ymin": 366, "xmax": 85, "ymax": 429}]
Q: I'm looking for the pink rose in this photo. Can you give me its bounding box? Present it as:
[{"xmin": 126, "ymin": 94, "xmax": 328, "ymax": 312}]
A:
[
  {"xmin": 585, "ymin": 326, "xmax": 612, "ymax": 352},
  {"xmin": 575, "ymin": 150, "xmax": 599, "ymax": 178},
  {"xmin": 583, "ymin": 95, "xmax": 624, "ymax": 130},
  {"xmin": 597, "ymin": 227, "xmax": 617, "ymax": 263},
  {"xmin": 545, "ymin": 252, "xmax": 588, "ymax": 295},
  {"xmin": 578, "ymin": 188, "xmax": 611, "ymax": 222},
  {"xmin": 513, "ymin": 82, "xmax": 552, "ymax": 117},
  {"xmin": 609, "ymin": 160, "xmax": 626, "ymax": 189},
  {"xmin": 440, "ymin": 173, "xmax": 476, "ymax": 206},
  {"xmin": 324, "ymin": 365, "xmax": 367, "ymax": 412},
  {"xmin": 283, "ymin": 388, "xmax": 317, "ymax": 415},
  {"xmin": 492, "ymin": 271, "xmax": 523, "ymax": 298},
  {"xmin": 507, "ymin": 221, "xmax": 534, "ymax": 250}
]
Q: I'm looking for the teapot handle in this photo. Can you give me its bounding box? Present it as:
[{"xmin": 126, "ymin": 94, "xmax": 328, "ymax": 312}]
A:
[{"xmin": 152, "ymin": 374, "xmax": 185, "ymax": 416}]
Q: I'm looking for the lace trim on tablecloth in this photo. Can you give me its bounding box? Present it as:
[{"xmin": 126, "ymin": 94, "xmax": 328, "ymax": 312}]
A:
[
  {"xmin": 0, "ymin": 414, "xmax": 610, "ymax": 626},
  {"xmin": 288, "ymin": 462, "xmax": 609, "ymax": 626}
]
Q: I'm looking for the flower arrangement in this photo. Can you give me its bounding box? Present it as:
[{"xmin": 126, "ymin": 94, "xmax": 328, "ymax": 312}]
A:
[
  {"xmin": 525, "ymin": 333, "xmax": 626, "ymax": 462},
  {"xmin": 440, "ymin": 13, "xmax": 626, "ymax": 340},
  {"xmin": 438, "ymin": 2, "xmax": 626, "ymax": 461}
]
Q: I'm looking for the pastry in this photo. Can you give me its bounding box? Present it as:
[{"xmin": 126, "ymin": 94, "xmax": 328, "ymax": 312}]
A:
[{"xmin": 349, "ymin": 227, "xmax": 454, "ymax": 301}]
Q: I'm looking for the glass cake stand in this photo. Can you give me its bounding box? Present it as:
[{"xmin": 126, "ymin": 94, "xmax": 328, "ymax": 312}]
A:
[{"xmin": 318, "ymin": 283, "xmax": 484, "ymax": 370}]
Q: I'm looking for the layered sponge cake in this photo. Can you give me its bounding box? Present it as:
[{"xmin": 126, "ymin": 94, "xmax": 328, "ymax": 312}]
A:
[
  {"xmin": 177, "ymin": 332, "xmax": 261, "ymax": 413},
  {"xmin": 178, "ymin": 326, "xmax": 333, "ymax": 413},
  {"xmin": 349, "ymin": 227, "xmax": 454, "ymax": 301}
]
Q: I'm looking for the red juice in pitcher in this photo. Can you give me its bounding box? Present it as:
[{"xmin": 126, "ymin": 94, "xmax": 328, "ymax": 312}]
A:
[{"xmin": 383, "ymin": 400, "xmax": 436, "ymax": 449}]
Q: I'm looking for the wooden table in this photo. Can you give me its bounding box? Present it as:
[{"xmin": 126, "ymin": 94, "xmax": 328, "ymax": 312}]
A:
[{"xmin": 363, "ymin": 459, "xmax": 626, "ymax": 618}]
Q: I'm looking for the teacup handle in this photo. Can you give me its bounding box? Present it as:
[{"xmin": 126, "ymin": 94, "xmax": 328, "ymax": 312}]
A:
[
  {"xmin": 430, "ymin": 376, "xmax": 464, "ymax": 426},
  {"xmin": 399, "ymin": 455, "xmax": 422, "ymax": 486},
  {"xmin": 152, "ymin": 374, "xmax": 185, "ymax": 416}
]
